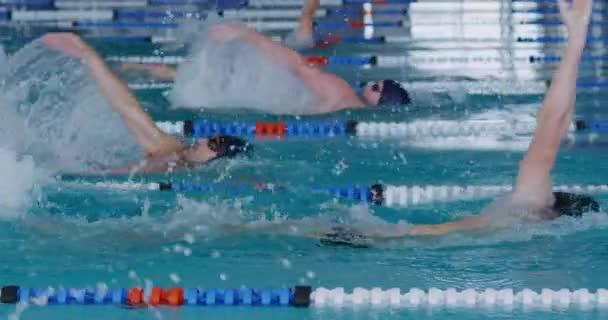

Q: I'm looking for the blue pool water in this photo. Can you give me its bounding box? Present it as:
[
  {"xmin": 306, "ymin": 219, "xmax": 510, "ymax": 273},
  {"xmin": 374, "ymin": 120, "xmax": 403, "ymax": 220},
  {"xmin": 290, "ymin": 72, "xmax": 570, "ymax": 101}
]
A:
[{"xmin": 1, "ymin": 1, "xmax": 608, "ymax": 319}]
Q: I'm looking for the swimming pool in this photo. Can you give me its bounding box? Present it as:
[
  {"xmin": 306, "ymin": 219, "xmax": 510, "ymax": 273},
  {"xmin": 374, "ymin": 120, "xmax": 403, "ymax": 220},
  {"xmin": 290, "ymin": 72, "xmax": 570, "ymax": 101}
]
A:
[{"xmin": 1, "ymin": 0, "xmax": 608, "ymax": 319}]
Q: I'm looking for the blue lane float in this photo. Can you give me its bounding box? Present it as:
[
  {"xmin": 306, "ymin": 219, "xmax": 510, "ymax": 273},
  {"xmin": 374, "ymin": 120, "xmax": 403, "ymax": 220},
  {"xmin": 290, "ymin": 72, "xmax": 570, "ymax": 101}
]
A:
[
  {"xmin": 165, "ymin": 119, "xmax": 608, "ymax": 139},
  {"xmin": 161, "ymin": 182, "xmax": 380, "ymax": 204},
  {"xmin": 0, "ymin": 285, "xmax": 312, "ymax": 307}
]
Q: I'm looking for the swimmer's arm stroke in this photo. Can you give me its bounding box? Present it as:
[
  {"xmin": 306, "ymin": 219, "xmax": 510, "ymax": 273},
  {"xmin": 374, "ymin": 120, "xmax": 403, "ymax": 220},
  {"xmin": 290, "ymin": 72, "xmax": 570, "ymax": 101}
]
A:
[
  {"xmin": 237, "ymin": 29, "xmax": 366, "ymax": 110},
  {"xmin": 209, "ymin": 24, "xmax": 365, "ymax": 111},
  {"xmin": 403, "ymin": 0, "xmax": 593, "ymax": 237},
  {"xmin": 513, "ymin": 0, "xmax": 591, "ymax": 200},
  {"xmin": 41, "ymin": 33, "xmax": 184, "ymax": 158}
]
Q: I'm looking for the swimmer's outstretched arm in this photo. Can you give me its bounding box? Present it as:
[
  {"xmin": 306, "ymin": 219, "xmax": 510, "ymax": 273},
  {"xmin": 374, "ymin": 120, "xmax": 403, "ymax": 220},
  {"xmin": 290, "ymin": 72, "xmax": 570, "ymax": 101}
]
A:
[
  {"xmin": 513, "ymin": 0, "xmax": 591, "ymax": 201},
  {"xmin": 403, "ymin": 0, "xmax": 593, "ymax": 237},
  {"xmin": 294, "ymin": 0, "xmax": 320, "ymax": 45},
  {"xmin": 42, "ymin": 33, "xmax": 183, "ymax": 157}
]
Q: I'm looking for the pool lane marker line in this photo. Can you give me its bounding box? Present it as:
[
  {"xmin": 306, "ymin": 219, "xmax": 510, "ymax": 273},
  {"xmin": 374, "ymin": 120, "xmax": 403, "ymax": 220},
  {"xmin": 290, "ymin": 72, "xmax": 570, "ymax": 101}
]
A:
[
  {"xmin": 7, "ymin": 7, "xmax": 608, "ymax": 33},
  {"xmin": 5, "ymin": 6, "xmax": 608, "ymax": 22},
  {"xmin": 0, "ymin": 8, "xmax": 549, "ymax": 21},
  {"xmin": 71, "ymin": 181, "xmax": 608, "ymax": 208},
  {"xmin": 106, "ymin": 54, "xmax": 608, "ymax": 67},
  {"xmin": 3, "ymin": 285, "xmax": 608, "ymax": 308},
  {"xmin": 153, "ymin": 119, "xmax": 608, "ymax": 139},
  {"xmin": 106, "ymin": 33, "xmax": 608, "ymax": 45},
  {"xmin": 3, "ymin": 19, "xmax": 601, "ymax": 39}
]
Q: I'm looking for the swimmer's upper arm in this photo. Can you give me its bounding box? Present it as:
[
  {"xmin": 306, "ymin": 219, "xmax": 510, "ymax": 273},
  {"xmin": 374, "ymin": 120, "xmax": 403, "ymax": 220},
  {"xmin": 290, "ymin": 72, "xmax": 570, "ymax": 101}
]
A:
[
  {"xmin": 83, "ymin": 50, "xmax": 183, "ymax": 157},
  {"xmin": 514, "ymin": 41, "xmax": 583, "ymax": 196},
  {"xmin": 514, "ymin": 112, "xmax": 565, "ymax": 195}
]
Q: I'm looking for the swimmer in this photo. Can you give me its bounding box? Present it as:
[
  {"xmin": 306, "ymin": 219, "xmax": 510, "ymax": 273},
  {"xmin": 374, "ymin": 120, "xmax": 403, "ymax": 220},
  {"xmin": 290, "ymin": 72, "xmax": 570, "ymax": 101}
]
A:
[
  {"xmin": 319, "ymin": 0, "xmax": 598, "ymax": 245},
  {"xmin": 41, "ymin": 33, "xmax": 250, "ymax": 174},
  {"xmin": 122, "ymin": 0, "xmax": 410, "ymax": 115},
  {"xmin": 281, "ymin": 0, "xmax": 319, "ymax": 49}
]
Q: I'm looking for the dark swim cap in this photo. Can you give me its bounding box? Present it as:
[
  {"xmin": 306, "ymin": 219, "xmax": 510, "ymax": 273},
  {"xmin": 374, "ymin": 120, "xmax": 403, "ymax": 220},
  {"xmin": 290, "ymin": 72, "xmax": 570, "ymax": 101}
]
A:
[
  {"xmin": 378, "ymin": 80, "xmax": 411, "ymax": 106},
  {"xmin": 552, "ymin": 192, "xmax": 600, "ymax": 217},
  {"xmin": 207, "ymin": 135, "xmax": 251, "ymax": 159}
]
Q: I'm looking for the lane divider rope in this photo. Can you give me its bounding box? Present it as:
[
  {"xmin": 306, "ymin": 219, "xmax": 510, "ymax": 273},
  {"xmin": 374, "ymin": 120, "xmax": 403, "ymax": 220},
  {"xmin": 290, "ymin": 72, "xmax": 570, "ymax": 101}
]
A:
[
  {"xmin": 152, "ymin": 119, "xmax": 606, "ymax": 139},
  {"xmin": 106, "ymin": 54, "xmax": 608, "ymax": 67},
  {"xmin": 128, "ymin": 79, "xmax": 607, "ymax": 93},
  {"xmin": 72, "ymin": 181, "xmax": 608, "ymax": 208},
  {"xmin": 3, "ymin": 285, "xmax": 608, "ymax": 308}
]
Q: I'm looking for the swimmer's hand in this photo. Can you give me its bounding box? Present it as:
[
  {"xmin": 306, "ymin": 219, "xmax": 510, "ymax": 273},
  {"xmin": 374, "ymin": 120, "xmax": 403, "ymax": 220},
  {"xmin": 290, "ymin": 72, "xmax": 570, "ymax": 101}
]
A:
[
  {"xmin": 42, "ymin": 33, "xmax": 93, "ymax": 59},
  {"xmin": 559, "ymin": 0, "xmax": 593, "ymax": 42},
  {"xmin": 208, "ymin": 24, "xmax": 250, "ymax": 42}
]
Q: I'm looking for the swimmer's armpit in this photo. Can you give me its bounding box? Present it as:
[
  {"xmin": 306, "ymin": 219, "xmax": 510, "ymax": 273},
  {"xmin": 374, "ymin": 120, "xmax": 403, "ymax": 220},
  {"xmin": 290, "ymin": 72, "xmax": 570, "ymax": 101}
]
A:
[{"xmin": 121, "ymin": 63, "xmax": 177, "ymax": 81}]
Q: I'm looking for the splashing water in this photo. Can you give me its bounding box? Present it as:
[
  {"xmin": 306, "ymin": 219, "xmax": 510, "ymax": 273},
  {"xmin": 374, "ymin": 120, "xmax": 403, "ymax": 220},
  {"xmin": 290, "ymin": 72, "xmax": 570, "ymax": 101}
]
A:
[
  {"xmin": 170, "ymin": 21, "xmax": 319, "ymax": 115},
  {"xmin": 0, "ymin": 45, "xmax": 7, "ymax": 78},
  {"xmin": 0, "ymin": 39, "xmax": 139, "ymax": 173},
  {"xmin": 18, "ymin": 192, "xmax": 608, "ymax": 251},
  {"xmin": 0, "ymin": 148, "xmax": 43, "ymax": 215}
]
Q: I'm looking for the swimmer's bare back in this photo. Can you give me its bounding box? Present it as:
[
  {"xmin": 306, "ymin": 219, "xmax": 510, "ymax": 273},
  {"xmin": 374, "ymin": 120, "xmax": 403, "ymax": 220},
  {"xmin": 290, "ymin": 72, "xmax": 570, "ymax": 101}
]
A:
[{"xmin": 295, "ymin": 64, "xmax": 367, "ymax": 113}]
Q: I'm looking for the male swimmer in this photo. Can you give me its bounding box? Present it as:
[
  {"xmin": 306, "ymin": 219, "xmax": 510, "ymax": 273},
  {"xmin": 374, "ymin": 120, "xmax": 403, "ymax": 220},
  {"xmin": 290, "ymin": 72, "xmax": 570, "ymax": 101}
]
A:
[
  {"xmin": 122, "ymin": 0, "xmax": 410, "ymax": 115},
  {"xmin": 319, "ymin": 0, "xmax": 599, "ymax": 245},
  {"xmin": 42, "ymin": 33, "xmax": 250, "ymax": 174}
]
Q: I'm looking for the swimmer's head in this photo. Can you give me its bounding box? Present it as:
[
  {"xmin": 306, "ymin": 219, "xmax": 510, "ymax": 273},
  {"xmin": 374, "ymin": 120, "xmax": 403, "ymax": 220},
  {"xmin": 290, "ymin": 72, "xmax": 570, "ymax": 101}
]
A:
[
  {"xmin": 188, "ymin": 135, "xmax": 251, "ymax": 163},
  {"xmin": 551, "ymin": 192, "xmax": 600, "ymax": 217},
  {"xmin": 362, "ymin": 80, "xmax": 411, "ymax": 107}
]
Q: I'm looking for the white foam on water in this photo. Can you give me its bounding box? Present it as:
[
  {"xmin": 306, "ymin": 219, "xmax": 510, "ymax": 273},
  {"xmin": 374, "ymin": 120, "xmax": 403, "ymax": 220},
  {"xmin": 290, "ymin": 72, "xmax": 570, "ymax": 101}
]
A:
[
  {"xmin": 0, "ymin": 39, "xmax": 139, "ymax": 173},
  {"xmin": 0, "ymin": 39, "xmax": 149, "ymax": 217},
  {"xmin": 170, "ymin": 19, "xmax": 319, "ymax": 115},
  {"xmin": 17, "ymin": 190, "xmax": 608, "ymax": 250},
  {"xmin": 0, "ymin": 45, "xmax": 7, "ymax": 79},
  {"xmin": 0, "ymin": 148, "xmax": 46, "ymax": 216}
]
